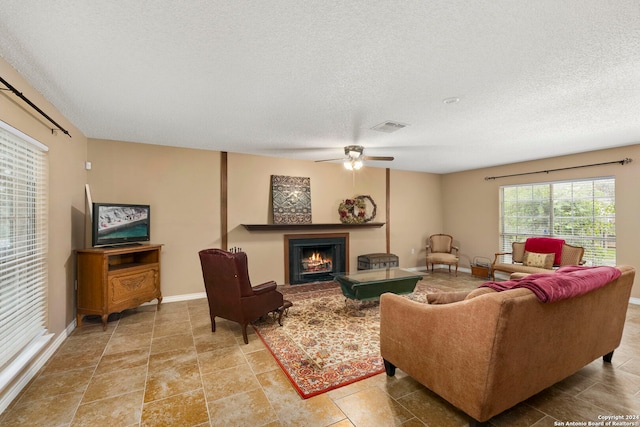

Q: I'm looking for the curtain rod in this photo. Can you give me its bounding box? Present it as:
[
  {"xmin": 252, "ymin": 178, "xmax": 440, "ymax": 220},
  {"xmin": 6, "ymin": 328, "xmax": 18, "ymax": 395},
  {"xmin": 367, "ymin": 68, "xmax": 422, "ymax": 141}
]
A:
[
  {"xmin": 0, "ymin": 76, "xmax": 71, "ymax": 138},
  {"xmin": 484, "ymin": 158, "xmax": 632, "ymax": 181}
]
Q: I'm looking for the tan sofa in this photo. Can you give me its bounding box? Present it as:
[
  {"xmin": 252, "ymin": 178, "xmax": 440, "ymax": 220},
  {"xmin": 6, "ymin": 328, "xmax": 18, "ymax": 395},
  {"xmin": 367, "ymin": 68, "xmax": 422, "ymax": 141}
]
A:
[
  {"xmin": 379, "ymin": 265, "xmax": 635, "ymax": 426},
  {"xmin": 491, "ymin": 240, "xmax": 584, "ymax": 279}
]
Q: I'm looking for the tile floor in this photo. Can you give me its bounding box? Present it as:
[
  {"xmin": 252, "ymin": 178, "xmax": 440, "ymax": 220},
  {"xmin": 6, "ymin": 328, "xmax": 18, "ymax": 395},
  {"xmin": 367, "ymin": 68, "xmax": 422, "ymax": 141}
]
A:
[{"xmin": 1, "ymin": 270, "xmax": 640, "ymax": 426}]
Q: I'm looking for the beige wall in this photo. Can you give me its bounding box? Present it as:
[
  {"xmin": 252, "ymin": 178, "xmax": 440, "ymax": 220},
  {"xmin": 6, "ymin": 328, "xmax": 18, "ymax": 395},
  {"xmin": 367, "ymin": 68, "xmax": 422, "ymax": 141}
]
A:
[
  {"xmin": 389, "ymin": 169, "xmax": 443, "ymax": 268},
  {"xmin": 442, "ymin": 145, "xmax": 640, "ymax": 298},
  {"xmin": 87, "ymin": 139, "xmax": 221, "ymax": 297},
  {"xmin": 0, "ymin": 59, "xmax": 87, "ymax": 342}
]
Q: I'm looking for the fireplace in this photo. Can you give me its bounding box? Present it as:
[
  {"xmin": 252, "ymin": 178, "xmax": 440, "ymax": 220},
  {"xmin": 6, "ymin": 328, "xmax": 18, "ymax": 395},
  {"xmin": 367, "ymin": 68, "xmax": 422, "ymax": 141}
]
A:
[{"xmin": 284, "ymin": 233, "xmax": 348, "ymax": 284}]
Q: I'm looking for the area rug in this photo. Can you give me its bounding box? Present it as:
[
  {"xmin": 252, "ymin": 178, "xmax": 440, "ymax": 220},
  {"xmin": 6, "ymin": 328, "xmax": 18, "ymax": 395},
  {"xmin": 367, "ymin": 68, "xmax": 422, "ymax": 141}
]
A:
[{"xmin": 252, "ymin": 281, "xmax": 438, "ymax": 398}]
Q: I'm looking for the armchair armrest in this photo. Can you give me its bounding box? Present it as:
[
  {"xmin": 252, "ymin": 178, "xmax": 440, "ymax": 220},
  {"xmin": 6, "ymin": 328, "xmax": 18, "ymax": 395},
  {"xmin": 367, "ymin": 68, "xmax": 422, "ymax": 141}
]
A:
[
  {"xmin": 252, "ymin": 280, "xmax": 278, "ymax": 295},
  {"xmin": 452, "ymin": 245, "xmax": 459, "ymax": 254},
  {"xmin": 493, "ymin": 251, "xmax": 511, "ymax": 264}
]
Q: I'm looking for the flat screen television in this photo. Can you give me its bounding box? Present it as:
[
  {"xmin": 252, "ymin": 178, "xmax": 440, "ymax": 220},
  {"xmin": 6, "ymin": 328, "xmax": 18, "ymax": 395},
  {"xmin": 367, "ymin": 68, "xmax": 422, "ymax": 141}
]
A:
[{"xmin": 92, "ymin": 203, "xmax": 151, "ymax": 247}]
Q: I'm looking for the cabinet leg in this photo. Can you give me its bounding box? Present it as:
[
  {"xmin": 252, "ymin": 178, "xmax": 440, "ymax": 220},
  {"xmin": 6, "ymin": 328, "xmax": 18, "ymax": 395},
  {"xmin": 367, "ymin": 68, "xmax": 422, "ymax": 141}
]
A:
[
  {"xmin": 157, "ymin": 296, "xmax": 163, "ymax": 311},
  {"xmin": 76, "ymin": 313, "xmax": 83, "ymax": 327},
  {"xmin": 101, "ymin": 314, "xmax": 108, "ymax": 331}
]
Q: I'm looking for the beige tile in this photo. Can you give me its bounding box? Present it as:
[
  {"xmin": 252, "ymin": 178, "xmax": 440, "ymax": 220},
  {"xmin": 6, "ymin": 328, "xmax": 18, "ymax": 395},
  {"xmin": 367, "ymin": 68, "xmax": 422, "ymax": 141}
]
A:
[
  {"xmin": 396, "ymin": 388, "xmax": 469, "ymax": 427},
  {"xmin": 141, "ymin": 388, "xmax": 209, "ymax": 427},
  {"xmin": 144, "ymin": 357, "xmax": 202, "ymax": 403},
  {"xmin": 1, "ymin": 392, "xmax": 84, "ymax": 426},
  {"xmin": 152, "ymin": 319, "xmax": 192, "ymax": 338},
  {"xmin": 18, "ymin": 366, "xmax": 95, "ymax": 403},
  {"xmin": 270, "ymin": 393, "xmax": 346, "ymax": 426},
  {"xmin": 245, "ymin": 348, "xmax": 278, "ymax": 374},
  {"xmin": 104, "ymin": 331, "xmax": 152, "ymax": 355},
  {"xmin": 257, "ymin": 368, "xmax": 301, "ymax": 402},
  {"xmin": 525, "ymin": 387, "xmax": 607, "ymax": 423},
  {"xmin": 41, "ymin": 347, "xmax": 104, "ymax": 375},
  {"xmin": 113, "ymin": 319, "xmax": 155, "ymax": 336},
  {"xmin": 488, "ymin": 403, "xmax": 547, "ymax": 427},
  {"xmin": 82, "ymin": 364, "xmax": 147, "ymax": 403},
  {"xmin": 208, "ymin": 388, "xmax": 278, "ymax": 427},
  {"xmin": 71, "ymin": 389, "xmax": 144, "ymax": 426},
  {"xmin": 150, "ymin": 332, "xmax": 194, "ymax": 355},
  {"xmin": 198, "ymin": 346, "xmax": 248, "ymax": 375},
  {"xmin": 94, "ymin": 347, "xmax": 150, "ymax": 375},
  {"xmin": 577, "ymin": 382, "xmax": 640, "ymax": 413},
  {"xmin": 334, "ymin": 386, "xmax": 413, "ymax": 427},
  {"xmin": 202, "ymin": 365, "xmax": 261, "ymax": 402},
  {"xmin": 193, "ymin": 329, "xmax": 238, "ymax": 352}
]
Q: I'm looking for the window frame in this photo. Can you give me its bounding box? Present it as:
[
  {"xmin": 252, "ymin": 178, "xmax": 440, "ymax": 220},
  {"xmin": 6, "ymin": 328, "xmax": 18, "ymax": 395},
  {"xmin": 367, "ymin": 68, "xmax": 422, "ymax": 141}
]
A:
[{"xmin": 499, "ymin": 177, "xmax": 616, "ymax": 266}]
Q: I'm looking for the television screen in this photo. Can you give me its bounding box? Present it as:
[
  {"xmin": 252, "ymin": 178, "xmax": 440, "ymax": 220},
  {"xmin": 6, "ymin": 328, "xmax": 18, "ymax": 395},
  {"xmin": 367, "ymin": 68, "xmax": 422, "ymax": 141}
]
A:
[{"xmin": 92, "ymin": 203, "xmax": 151, "ymax": 247}]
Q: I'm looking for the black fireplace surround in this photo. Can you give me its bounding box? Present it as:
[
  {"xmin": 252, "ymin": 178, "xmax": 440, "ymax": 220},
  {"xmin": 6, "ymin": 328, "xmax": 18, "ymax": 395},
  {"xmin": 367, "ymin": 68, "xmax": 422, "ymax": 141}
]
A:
[{"xmin": 288, "ymin": 235, "xmax": 346, "ymax": 284}]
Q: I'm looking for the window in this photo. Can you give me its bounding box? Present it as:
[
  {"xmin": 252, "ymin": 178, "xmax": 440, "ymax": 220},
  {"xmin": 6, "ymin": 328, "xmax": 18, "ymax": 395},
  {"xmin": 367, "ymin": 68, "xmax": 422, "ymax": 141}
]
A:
[
  {"xmin": 0, "ymin": 120, "xmax": 50, "ymax": 393},
  {"xmin": 500, "ymin": 177, "xmax": 615, "ymax": 266}
]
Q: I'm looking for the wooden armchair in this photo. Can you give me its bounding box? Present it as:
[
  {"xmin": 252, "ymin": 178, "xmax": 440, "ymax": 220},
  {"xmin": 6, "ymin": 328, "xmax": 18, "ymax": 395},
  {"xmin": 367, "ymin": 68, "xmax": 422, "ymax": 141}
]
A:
[
  {"xmin": 426, "ymin": 234, "xmax": 459, "ymax": 275},
  {"xmin": 198, "ymin": 248, "xmax": 287, "ymax": 344}
]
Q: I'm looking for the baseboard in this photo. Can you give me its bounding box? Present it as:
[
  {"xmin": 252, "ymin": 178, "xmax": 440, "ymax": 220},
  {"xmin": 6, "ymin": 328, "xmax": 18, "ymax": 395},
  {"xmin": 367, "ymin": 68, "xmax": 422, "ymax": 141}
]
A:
[{"xmin": 0, "ymin": 321, "xmax": 74, "ymax": 414}]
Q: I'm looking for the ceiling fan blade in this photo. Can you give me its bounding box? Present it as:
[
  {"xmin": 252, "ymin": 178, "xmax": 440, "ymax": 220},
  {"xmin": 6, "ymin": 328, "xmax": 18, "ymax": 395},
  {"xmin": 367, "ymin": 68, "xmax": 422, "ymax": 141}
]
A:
[
  {"xmin": 315, "ymin": 158, "xmax": 345, "ymax": 163},
  {"xmin": 362, "ymin": 156, "xmax": 394, "ymax": 161}
]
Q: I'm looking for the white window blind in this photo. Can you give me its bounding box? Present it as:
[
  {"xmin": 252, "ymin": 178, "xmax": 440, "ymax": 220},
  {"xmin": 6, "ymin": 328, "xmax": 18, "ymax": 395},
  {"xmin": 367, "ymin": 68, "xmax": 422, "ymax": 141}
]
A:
[{"xmin": 0, "ymin": 121, "xmax": 49, "ymax": 382}]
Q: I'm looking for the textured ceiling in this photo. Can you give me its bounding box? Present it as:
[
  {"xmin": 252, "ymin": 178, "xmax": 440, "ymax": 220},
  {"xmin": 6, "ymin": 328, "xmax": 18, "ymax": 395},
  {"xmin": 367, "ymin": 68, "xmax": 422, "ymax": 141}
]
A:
[{"xmin": 1, "ymin": 1, "xmax": 639, "ymax": 173}]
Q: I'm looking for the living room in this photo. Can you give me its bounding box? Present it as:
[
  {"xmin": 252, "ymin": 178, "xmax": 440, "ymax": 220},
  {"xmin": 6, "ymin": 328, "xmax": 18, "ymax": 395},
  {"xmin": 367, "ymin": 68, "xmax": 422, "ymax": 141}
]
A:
[{"xmin": 2, "ymin": 2, "xmax": 640, "ymax": 424}]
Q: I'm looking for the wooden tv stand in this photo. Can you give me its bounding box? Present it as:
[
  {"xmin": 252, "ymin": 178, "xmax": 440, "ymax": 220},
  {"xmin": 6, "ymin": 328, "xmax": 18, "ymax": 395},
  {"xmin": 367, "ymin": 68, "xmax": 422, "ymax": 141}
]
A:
[{"xmin": 76, "ymin": 244, "xmax": 163, "ymax": 330}]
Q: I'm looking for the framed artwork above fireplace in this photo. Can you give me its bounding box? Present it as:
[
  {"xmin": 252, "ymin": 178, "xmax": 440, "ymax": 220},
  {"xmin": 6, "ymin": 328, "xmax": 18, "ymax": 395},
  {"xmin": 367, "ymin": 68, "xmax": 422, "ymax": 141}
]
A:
[{"xmin": 271, "ymin": 175, "xmax": 312, "ymax": 224}]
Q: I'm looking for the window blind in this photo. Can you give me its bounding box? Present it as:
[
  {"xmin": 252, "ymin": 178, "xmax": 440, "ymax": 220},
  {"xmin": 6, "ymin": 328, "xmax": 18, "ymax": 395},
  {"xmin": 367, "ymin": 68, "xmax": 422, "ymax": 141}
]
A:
[{"xmin": 0, "ymin": 121, "xmax": 49, "ymax": 384}]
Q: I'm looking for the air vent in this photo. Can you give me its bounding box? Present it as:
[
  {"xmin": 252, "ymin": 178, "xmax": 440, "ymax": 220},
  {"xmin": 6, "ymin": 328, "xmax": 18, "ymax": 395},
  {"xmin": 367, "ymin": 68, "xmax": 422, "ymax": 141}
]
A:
[{"xmin": 371, "ymin": 121, "xmax": 408, "ymax": 133}]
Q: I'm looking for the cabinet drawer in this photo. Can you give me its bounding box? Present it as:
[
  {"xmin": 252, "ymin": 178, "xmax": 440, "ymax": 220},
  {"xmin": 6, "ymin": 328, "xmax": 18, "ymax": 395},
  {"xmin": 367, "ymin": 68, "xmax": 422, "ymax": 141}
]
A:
[{"xmin": 109, "ymin": 267, "xmax": 159, "ymax": 306}]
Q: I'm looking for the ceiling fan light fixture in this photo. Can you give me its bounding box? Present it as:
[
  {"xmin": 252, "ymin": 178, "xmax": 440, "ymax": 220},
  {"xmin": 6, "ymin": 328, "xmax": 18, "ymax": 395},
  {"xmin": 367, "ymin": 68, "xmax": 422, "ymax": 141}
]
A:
[{"xmin": 344, "ymin": 159, "xmax": 363, "ymax": 170}]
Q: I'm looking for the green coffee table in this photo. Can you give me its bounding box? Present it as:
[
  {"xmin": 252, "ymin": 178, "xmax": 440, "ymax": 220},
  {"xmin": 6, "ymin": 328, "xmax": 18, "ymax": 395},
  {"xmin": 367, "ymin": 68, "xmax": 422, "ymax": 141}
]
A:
[{"xmin": 334, "ymin": 268, "xmax": 423, "ymax": 301}]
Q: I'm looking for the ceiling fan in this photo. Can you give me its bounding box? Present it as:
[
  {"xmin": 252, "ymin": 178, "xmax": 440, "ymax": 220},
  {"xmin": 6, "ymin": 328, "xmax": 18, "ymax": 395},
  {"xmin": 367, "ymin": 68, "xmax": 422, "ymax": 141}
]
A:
[{"xmin": 315, "ymin": 145, "xmax": 394, "ymax": 170}]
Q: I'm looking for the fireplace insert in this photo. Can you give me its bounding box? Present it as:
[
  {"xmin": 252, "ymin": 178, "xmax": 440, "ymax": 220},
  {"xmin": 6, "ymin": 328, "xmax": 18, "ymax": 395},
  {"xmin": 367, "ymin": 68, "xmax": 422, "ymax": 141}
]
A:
[{"xmin": 287, "ymin": 235, "xmax": 347, "ymax": 284}]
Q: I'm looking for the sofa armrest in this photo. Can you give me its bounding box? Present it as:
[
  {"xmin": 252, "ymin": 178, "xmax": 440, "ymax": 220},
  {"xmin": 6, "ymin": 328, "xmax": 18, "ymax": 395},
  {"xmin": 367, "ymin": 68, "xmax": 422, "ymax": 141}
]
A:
[{"xmin": 380, "ymin": 293, "xmax": 504, "ymax": 420}]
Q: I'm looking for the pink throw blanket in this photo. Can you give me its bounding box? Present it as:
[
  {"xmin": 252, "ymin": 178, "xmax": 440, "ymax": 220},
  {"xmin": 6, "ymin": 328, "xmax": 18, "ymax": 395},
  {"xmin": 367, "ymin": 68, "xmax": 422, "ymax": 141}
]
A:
[
  {"xmin": 524, "ymin": 237, "xmax": 565, "ymax": 265},
  {"xmin": 480, "ymin": 266, "xmax": 621, "ymax": 302}
]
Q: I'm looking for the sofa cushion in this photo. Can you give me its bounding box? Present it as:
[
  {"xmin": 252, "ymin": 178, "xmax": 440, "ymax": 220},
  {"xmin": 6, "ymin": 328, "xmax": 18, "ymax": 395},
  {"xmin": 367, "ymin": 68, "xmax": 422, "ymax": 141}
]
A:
[
  {"xmin": 522, "ymin": 251, "xmax": 554, "ymax": 269},
  {"xmin": 427, "ymin": 291, "xmax": 469, "ymax": 304},
  {"xmin": 465, "ymin": 287, "xmax": 496, "ymax": 299}
]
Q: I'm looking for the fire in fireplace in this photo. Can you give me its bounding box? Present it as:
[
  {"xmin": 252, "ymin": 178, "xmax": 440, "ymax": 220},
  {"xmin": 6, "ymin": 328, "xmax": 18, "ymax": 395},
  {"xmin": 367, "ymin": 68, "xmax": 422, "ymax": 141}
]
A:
[
  {"xmin": 285, "ymin": 233, "xmax": 348, "ymax": 284},
  {"xmin": 301, "ymin": 249, "xmax": 332, "ymax": 274}
]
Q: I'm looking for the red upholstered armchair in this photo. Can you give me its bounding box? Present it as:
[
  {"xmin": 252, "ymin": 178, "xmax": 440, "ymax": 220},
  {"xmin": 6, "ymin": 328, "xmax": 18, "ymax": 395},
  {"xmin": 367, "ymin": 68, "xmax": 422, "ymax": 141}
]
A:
[{"xmin": 198, "ymin": 249, "xmax": 286, "ymax": 344}]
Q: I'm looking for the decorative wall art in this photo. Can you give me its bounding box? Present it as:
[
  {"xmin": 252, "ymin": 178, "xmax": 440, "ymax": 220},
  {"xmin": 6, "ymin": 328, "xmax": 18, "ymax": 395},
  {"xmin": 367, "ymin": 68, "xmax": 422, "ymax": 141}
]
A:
[
  {"xmin": 338, "ymin": 195, "xmax": 376, "ymax": 224},
  {"xmin": 271, "ymin": 175, "xmax": 312, "ymax": 224}
]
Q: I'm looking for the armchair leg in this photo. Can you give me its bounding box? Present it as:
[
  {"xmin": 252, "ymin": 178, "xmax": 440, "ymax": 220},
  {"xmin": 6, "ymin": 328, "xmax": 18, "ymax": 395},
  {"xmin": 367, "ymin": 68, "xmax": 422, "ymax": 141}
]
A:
[
  {"xmin": 603, "ymin": 351, "xmax": 614, "ymax": 363},
  {"xmin": 241, "ymin": 323, "xmax": 249, "ymax": 344},
  {"xmin": 210, "ymin": 316, "xmax": 216, "ymax": 332}
]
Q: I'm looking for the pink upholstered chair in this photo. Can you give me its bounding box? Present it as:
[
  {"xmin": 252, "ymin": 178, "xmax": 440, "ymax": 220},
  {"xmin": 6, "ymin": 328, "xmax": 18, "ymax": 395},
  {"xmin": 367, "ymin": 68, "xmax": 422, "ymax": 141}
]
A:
[
  {"xmin": 198, "ymin": 249, "xmax": 286, "ymax": 344},
  {"xmin": 425, "ymin": 234, "xmax": 459, "ymax": 275}
]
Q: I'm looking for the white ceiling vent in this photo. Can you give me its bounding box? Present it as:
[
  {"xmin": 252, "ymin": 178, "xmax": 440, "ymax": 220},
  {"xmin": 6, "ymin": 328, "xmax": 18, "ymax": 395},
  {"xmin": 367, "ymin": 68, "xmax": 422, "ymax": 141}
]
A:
[{"xmin": 371, "ymin": 121, "xmax": 408, "ymax": 133}]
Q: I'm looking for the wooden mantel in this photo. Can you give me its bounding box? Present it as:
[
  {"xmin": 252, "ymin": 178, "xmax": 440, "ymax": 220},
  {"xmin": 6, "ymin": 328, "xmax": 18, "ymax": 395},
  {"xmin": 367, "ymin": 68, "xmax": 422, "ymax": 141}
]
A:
[{"xmin": 242, "ymin": 222, "xmax": 385, "ymax": 231}]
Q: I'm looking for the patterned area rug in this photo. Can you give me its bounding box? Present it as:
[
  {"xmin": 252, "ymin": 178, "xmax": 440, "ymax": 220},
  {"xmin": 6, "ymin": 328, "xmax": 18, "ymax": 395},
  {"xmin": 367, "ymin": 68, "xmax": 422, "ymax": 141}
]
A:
[{"xmin": 253, "ymin": 280, "xmax": 440, "ymax": 398}]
